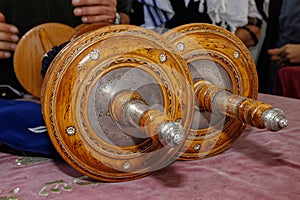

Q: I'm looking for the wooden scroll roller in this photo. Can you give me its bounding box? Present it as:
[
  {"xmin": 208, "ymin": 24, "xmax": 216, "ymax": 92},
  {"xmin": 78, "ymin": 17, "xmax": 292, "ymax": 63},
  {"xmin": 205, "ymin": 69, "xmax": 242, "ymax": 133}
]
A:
[
  {"xmin": 13, "ymin": 23, "xmax": 76, "ymax": 98},
  {"xmin": 13, "ymin": 22, "xmax": 109, "ymax": 98},
  {"xmin": 14, "ymin": 22, "xmax": 288, "ymax": 182},
  {"xmin": 164, "ymin": 23, "xmax": 288, "ymax": 160},
  {"xmin": 14, "ymin": 23, "xmax": 194, "ymax": 181},
  {"xmin": 38, "ymin": 24, "xmax": 194, "ymax": 182}
]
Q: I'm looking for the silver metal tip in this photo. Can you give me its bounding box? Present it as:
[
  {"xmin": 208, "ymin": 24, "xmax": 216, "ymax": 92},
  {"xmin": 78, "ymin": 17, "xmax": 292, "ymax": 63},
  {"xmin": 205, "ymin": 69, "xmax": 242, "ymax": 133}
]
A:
[{"xmin": 159, "ymin": 122, "xmax": 185, "ymax": 147}]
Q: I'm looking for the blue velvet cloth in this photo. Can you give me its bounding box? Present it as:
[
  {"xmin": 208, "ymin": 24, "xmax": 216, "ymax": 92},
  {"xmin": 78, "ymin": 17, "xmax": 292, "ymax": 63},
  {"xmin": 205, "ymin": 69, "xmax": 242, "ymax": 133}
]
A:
[
  {"xmin": 41, "ymin": 41, "xmax": 69, "ymax": 77},
  {"xmin": 0, "ymin": 41, "xmax": 69, "ymax": 156},
  {"xmin": 0, "ymin": 98, "xmax": 56, "ymax": 156}
]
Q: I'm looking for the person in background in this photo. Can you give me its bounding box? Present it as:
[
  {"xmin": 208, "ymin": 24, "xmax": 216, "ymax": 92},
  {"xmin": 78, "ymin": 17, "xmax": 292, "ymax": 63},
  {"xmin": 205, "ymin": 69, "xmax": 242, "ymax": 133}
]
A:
[
  {"xmin": 268, "ymin": 44, "xmax": 300, "ymax": 67},
  {"xmin": 0, "ymin": 0, "xmax": 130, "ymax": 100},
  {"xmin": 129, "ymin": 0, "xmax": 264, "ymax": 48},
  {"xmin": 256, "ymin": 0, "xmax": 300, "ymax": 94}
]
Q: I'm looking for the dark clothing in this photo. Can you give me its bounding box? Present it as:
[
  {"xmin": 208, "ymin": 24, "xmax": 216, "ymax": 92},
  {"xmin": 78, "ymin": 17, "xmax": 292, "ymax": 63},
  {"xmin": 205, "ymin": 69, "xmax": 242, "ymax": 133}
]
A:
[
  {"xmin": 256, "ymin": 0, "xmax": 282, "ymax": 93},
  {"xmin": 164, "ymin": 0, "xmax": 211, "ymax": 29},
  {"xmin": 277, "ymin": 0, "xmax": 300, "ymax": 46},
  {"xmin": 129, "ymin": 0, "xmax": 144, "ymax": 26},
  {"xmin": 255, "ymin": 0, "xmax": 268, "ymax": 22},
  {"xmin": 0, "ymin": 0, "xmax": 130, "ymax": 96},
  {"xmin": 129, "ymin": 0, "xmax": 212, "ymax": 28},
  {"xmin": 256, "ymin": 0, "xmax": 300, "ymax": 93}
]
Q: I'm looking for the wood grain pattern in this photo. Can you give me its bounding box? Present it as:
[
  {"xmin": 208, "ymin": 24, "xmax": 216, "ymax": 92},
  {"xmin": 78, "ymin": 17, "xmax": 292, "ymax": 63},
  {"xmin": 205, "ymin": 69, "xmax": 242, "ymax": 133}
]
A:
[
  {"xmin": 15, "ymin": 22, "xmax": 286, "ymax": 181},
  {"xmin": 163, "ymin": 23, "xmax": 259, "ymax": 160},
  {"xmin": 41, "ymin": 24, "xmax": 194, "ymax": 181},
  {"xmin": 14, "ymin": 23, "xmax": 76, "ymax": 98}
]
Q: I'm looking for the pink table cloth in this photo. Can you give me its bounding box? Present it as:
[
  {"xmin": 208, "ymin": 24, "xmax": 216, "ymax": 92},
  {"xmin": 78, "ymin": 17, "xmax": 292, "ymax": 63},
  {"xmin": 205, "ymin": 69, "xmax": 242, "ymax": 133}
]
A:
[
  {"xmin": 275, "ymin": 66, "xmax": 300, "ymax": 99},
  {"xmin": 1, "ymin": 93, "xmax": 299, "ymax": 200}
]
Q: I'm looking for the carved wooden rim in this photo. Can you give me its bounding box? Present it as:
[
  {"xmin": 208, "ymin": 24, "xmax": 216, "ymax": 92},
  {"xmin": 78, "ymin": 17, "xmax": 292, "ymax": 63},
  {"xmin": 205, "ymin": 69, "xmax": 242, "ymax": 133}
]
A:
[
  {"xmin": 41, "ymin": 25, "xmax": 194, "ymax": 181},
  {"xmin": 163, "ymin": 23, "xmax": 258, "ymax": 160}
]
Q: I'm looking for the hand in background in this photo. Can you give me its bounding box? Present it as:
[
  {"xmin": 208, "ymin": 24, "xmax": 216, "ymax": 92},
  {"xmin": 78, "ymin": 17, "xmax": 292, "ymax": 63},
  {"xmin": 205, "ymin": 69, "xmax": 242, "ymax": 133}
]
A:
[
  {"xmin": 0, "ymin": 12, "xmax": 19, "ymax": 59},
  {"xmin": 235, "ymin": 25, "xmax": 261, "ymax": 47},
  {"xmin": 268, "ymin": 44, "xmax": 300, "ymax": 67},
  {"xmin": 72, "ymin": 0, "xmax": 117, "ymax": 23}
]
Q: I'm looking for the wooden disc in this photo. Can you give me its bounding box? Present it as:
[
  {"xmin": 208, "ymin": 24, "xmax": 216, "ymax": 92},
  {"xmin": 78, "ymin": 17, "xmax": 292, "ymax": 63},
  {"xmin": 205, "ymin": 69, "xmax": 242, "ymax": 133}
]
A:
[
  {"xmin": 41, "ymin": 25, "xmax": 194, "ymax": 181},
  {"xmin": 163, "ymin": 23, "xmax": 258, "ymax": 160},
  {"xmin": 14, "ymin": 23, "xmax": 76, "ymax": 98}
]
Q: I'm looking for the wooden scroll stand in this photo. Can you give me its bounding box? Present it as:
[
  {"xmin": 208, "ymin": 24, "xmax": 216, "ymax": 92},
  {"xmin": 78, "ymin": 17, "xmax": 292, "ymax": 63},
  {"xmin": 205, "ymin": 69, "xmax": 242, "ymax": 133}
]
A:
[{"xmin": 164, "ymin": 23, "xmax": 288, "ymax": 160}]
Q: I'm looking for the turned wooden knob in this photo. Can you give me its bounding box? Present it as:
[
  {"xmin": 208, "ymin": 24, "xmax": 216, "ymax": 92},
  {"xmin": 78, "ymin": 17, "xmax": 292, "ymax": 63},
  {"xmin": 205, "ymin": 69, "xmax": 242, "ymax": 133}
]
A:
[
  {"xmin": 195, "ymin": 80, "xmax": 288, "ymax": 131},
  {"xmin": 110, "ymin": 91, "xmax": 185, "ymax": 147}
]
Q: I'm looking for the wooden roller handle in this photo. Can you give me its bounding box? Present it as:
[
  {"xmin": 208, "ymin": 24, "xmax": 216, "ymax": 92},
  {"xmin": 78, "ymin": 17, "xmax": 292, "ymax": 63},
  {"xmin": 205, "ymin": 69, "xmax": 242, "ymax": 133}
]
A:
[
  {"xmin": 110, "ymin": 91, "xmax": 184, "ymax": 147},
  {"xmin": 195, "ymin": 80, "xmax": 288, "ymax": 131},
  {"xmin": 38, "ymin": 28, "xmax": 54, "ymax": 53}
]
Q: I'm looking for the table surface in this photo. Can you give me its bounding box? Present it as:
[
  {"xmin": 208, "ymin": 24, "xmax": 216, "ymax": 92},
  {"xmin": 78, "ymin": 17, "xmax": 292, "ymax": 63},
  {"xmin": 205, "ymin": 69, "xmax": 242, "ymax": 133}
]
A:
[{"xmin": 0, "ymin": 93, "xmax": 299, "ymax": 200}]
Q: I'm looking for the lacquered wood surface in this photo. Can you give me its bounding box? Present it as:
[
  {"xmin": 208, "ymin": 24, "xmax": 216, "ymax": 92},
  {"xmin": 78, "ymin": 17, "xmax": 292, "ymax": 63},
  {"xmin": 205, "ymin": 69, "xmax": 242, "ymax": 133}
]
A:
[
  {"xmin": 41, "ymin": 24, "xmax": 194, "ymax": 182},
  {"xmin": 14, "ymin": 23, "xmax": 76, "ymax": 98},
  {"xmin": 163, "ymin": 23, "xmax": 259, "ymax": 160},
  {"xmin": 14, "ymin": 22, "xmax": 287, "ymax": 182}
]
